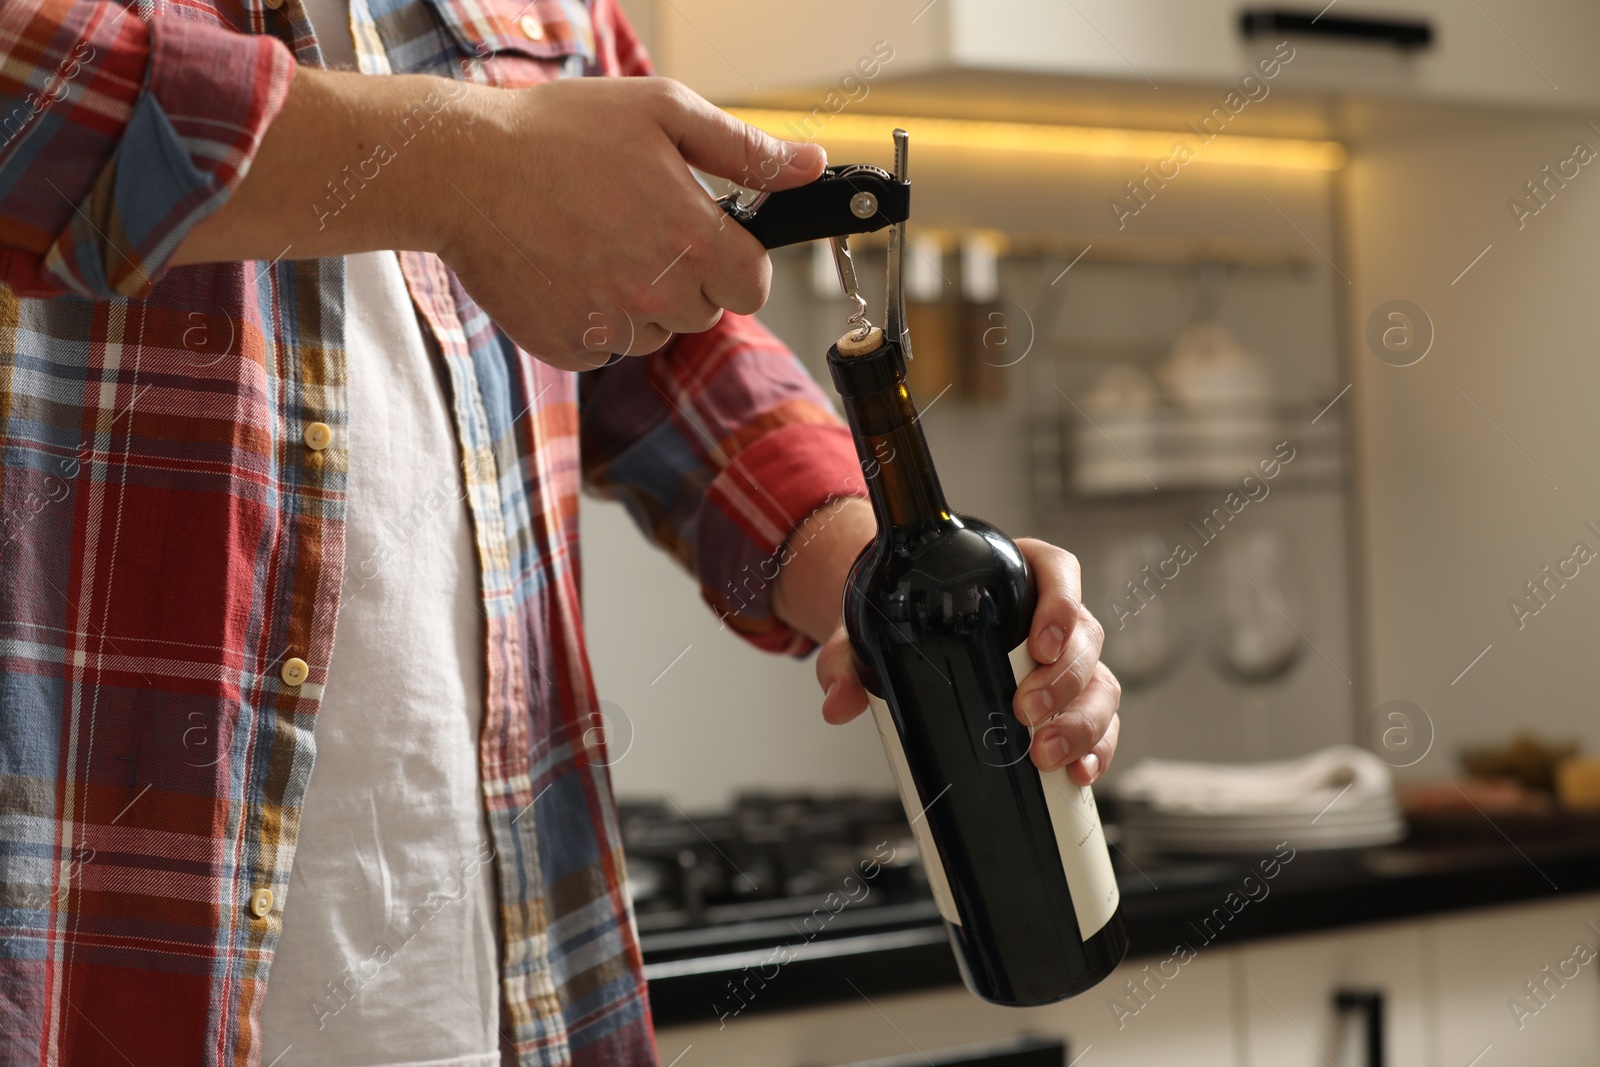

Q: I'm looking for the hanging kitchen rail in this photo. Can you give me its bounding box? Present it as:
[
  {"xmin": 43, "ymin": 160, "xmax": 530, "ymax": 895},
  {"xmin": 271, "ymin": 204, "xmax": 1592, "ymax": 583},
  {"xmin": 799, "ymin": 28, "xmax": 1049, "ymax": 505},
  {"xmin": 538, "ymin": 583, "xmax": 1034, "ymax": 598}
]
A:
[{"xmin": 830, "ymin": 230, "xmax": 1316, "ymax": 275}]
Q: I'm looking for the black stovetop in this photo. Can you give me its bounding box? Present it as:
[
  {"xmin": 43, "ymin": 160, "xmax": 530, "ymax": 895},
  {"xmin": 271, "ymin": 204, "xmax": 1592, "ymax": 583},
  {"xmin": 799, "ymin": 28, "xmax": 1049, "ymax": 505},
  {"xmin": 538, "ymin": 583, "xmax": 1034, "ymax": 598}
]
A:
[
  {"xmin": 627, "ymin": 792, "xmax": 1600, "ymax": 1027},
  {"xmin": 619, "ymin": 792, "xmax": 932, "ymax": 936}
]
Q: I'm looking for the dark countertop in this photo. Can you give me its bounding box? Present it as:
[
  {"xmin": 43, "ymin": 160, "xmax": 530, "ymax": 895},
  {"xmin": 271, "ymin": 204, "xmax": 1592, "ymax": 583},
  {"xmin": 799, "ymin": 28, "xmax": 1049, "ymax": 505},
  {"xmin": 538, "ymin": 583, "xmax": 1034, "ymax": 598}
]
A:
[{"xmin": 644, "ymin": 832, "xmax": 1600, "ymax": 1028}]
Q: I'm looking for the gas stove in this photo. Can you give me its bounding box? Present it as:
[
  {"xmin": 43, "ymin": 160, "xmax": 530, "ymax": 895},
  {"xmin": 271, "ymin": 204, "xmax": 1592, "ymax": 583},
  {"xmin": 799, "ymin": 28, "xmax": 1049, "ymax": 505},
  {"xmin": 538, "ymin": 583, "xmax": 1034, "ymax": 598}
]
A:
[{"xmin": 618, "ymin": 792, "xmax": 932, "ymax": 935}]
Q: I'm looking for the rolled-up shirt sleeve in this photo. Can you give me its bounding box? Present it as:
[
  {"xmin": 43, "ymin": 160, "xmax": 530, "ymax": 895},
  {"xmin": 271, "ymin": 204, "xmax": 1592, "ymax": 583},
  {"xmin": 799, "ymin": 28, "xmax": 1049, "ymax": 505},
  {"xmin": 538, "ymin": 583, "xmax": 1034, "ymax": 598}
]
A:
[
  {"xmin": 0, "ymin": 0, "xmax": 294, "ymax": 298},
  {"xmin": 580, "ymin": 313, "xmax": 867, "ymax": 655}
]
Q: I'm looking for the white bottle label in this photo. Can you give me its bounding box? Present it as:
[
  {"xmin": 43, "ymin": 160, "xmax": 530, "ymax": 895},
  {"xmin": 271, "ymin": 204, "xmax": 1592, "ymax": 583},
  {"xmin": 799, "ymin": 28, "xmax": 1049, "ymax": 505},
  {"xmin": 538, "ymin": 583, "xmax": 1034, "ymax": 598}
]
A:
[
  {"xmin": 867, "ymin": 691, "xmax": 966, "ymax": 925},
  {"xmin": 866, "ymin": 644, "xmax": 1121, "ymax": 939},
  {"xmin": 1016, "ymin": 646, "xmax": 1121, "ymax": 939}
]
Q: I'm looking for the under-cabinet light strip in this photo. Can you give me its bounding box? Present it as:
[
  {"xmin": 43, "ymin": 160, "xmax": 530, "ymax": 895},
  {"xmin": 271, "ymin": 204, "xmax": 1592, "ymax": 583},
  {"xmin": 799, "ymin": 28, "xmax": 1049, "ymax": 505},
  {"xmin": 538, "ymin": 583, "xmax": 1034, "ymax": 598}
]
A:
[{"xmin": 727, "ymin": 109, "xmax": 1348, "ymax": 171}]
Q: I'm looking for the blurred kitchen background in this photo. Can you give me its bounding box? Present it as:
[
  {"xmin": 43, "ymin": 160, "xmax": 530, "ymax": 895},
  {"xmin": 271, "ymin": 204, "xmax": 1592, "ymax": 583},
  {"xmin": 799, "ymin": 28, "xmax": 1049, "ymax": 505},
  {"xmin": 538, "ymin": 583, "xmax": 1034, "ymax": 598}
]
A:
[{"xmin": 577, "ymin": 3, "xmax": 1600, "ymax": 1065}]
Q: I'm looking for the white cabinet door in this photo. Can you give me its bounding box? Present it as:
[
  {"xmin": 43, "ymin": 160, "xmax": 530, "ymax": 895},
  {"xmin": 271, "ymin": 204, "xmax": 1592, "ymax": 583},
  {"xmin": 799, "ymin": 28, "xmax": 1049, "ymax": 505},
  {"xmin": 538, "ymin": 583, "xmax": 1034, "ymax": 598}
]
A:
[
  {"xmin": 1430, "ymin": 893, "xmax": 1600, "ymax": 1067},
  {"xmin": 1239, "ymin": 920, "xmax": 1430, "ymax": 1067},
  {"xmin": 1040, "ymin": 944, "xmax": 1240, "ymax": 1067},
  {"xmin": 652, "ymin": 946, "xmax": 1240, "ymax": 1067}
]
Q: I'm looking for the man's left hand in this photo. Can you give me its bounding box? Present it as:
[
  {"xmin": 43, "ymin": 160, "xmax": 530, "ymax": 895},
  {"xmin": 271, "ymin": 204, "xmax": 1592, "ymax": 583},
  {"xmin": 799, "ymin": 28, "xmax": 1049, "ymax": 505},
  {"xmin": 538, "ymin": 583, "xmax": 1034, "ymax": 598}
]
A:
[{"xmin": 772, "ymin": 499, "xmax": 1120, "ymax": 786}]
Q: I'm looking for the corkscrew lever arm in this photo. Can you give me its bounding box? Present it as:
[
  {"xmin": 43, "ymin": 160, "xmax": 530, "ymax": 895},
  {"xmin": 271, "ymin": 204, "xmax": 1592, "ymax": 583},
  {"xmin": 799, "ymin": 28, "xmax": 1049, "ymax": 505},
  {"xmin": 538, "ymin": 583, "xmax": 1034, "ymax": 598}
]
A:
[{"xmin": 884, "ymin": 129, "xmax": 909, "ymax": 350}]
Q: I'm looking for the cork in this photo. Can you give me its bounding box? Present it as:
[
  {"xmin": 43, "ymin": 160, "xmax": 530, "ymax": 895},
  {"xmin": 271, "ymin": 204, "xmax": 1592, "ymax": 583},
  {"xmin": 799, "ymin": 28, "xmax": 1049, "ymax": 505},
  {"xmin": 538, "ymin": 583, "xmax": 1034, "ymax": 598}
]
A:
[{"xmin": 834, "ymin": 326, "xmax": 886, "ymax": 357}]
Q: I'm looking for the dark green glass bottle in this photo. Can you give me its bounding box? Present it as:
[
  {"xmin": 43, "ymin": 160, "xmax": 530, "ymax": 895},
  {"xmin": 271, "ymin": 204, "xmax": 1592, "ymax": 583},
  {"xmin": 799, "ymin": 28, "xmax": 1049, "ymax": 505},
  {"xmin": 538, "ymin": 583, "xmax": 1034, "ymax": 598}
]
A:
[{"xmin": 829, "ymin": 327, "xmax": 1128, "ymax": 1006}]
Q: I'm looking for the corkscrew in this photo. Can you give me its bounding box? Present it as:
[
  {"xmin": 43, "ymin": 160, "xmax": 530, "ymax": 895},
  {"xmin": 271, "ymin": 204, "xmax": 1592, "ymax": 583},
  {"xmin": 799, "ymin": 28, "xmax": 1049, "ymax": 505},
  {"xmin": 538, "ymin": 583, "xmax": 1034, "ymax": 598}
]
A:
[{"xmin": 717, "ymin": 130, "xmax": 912, "ymax": 348}]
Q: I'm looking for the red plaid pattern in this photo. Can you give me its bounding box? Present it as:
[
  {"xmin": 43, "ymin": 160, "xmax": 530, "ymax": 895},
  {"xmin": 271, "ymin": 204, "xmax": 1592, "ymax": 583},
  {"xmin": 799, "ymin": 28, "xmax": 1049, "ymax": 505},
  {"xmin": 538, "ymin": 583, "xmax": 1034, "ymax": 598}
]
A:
[{"xmin": 0, "ymin": 1, "xmax": 862, "ymax": 1064}]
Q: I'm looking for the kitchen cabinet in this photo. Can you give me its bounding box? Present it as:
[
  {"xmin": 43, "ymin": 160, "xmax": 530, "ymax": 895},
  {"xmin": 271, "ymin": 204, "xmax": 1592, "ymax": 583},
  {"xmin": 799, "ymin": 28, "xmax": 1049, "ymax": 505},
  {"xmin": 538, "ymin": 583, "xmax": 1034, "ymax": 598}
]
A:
[
  {"xmin": 1238, "ymin": 921, "xmax": 1430, "ymax": 1066},
  {"xmin": 653, "ymin": 893, "xmax": 1600, "ymax": 1066},
  {"xmin": 652, "ymin": 945, "xmax": 1239, "ymax": 1067},
  {"xmin": 1430, "ymin": 895, "xmax": 1600, "ymax": 1067},
  {"xmin": 1237, "ymin": 895, "xmax": 1600, "ymax": 1066},
  {"xmin": 1040, "ymin": 945, "xmax": 1239, "ymax": 1067},
  {"xmin": 654, "ymin": 0, "xmax": 1600, "ymax": 110}
]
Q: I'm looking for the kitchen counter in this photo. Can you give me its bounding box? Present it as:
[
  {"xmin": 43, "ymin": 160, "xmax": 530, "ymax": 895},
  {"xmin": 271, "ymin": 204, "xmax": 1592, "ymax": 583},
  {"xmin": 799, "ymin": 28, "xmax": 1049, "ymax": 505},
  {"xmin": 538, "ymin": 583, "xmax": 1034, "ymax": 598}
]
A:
[{"xmin": 643, "ymin": 831, "xmax": 1600, "ymax": 1027}]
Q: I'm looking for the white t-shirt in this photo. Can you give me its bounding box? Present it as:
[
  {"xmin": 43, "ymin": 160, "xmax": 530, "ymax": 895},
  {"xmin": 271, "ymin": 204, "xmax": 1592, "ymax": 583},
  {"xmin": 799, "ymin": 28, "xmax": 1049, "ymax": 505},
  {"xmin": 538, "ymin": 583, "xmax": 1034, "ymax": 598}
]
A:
[
  {"xmin": 302, "ymin": 0, "xmax": 358, "ymax": 68},
  {"xmin": 257, "ymin": 250, "xmax": 501, "ymax": 1067}
]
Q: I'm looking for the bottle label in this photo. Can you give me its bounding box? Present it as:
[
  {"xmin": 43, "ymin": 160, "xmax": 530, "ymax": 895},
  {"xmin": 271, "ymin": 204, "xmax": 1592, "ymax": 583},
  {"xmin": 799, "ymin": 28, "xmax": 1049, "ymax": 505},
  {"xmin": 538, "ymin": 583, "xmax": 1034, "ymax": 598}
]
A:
[
  {"xmin": 865, "ymin": 645, "xmax": 1121, "ymax": 939},
  {"xmin": 1016, "ymin": 644, "xmax": 1121, "ymax": 939},
  {"xmin": 867, "ymin": 692, "xmax": 965, "ymax": 926}
]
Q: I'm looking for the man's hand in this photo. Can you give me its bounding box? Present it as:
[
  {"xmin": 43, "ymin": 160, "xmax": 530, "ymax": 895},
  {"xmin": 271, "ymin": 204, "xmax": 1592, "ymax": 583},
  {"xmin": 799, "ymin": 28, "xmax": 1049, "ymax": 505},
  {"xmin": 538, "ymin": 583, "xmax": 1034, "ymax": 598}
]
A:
[
  {"xmin": 174, "ymin": 69, "xmax": 824, "ymax": 369},
  {"xmin": 439, "ymin": 77, "xmax": 824, "ymax": 366},
  {"xmin": 774, "ymin": 499, "xmax": 1121, "ymax": 785}
]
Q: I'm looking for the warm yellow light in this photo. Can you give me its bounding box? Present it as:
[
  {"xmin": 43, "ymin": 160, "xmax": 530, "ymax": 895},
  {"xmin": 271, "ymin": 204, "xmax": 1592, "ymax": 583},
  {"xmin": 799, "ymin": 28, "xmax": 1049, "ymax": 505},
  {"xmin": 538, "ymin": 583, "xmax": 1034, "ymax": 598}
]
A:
[{"xmin": 728, "ymin": 109, "xmax": 1347, "ymax": 171}]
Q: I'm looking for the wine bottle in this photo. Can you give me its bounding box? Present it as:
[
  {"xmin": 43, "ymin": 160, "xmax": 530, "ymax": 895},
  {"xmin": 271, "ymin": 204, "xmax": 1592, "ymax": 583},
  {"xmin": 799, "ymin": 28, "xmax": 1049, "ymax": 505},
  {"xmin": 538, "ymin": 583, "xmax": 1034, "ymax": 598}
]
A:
[{"xmin": 829, "ymin": 325, "xmax": 1128, "ymax": 1006}]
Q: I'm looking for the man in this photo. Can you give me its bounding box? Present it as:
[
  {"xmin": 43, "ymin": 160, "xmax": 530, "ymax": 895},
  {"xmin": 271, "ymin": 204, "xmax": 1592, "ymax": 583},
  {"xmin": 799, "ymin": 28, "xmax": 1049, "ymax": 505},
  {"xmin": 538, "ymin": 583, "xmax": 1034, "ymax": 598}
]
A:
[{"xmin": 0, "ymin": 1, "xmax": 1122, "ymax": 1064}]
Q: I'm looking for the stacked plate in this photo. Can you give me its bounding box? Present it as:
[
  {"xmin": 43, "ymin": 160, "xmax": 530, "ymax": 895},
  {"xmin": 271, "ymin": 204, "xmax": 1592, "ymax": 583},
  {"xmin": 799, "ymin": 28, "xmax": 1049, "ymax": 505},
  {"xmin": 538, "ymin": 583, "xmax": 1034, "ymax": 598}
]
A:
[
  {"xmin": 1112, "ymin": 746, "xmax": 1406, "ymax": 855},
  {"xmin": 1118, "ymin": 793, "xmax": 1404, "ymax": 854}
]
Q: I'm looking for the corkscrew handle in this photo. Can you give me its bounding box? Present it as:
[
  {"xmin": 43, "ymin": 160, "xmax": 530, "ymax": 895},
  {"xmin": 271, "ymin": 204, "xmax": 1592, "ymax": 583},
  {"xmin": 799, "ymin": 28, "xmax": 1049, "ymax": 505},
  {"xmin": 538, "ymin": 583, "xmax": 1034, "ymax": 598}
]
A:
[
  {"xmin": 719, "ymin": 132, "xmax": 913, "ymax": 348},
  {"xmin": 715, "ymin": 164, "xmax": 909, "ymax": 249}
]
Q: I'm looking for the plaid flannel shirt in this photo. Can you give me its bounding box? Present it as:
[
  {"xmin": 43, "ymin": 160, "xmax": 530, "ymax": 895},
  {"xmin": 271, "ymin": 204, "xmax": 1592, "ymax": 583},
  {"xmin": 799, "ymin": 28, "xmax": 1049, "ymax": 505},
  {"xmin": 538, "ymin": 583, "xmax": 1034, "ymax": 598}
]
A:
[{"xmin": 0, "ymin": 1, "xmax": 863, "ymax": 1064}]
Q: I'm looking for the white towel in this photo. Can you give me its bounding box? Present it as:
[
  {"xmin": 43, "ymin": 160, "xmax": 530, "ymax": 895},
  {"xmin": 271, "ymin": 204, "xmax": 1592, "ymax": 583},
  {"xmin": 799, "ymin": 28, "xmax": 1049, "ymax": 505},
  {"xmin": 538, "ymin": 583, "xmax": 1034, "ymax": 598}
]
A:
[{"xmin": 1112, "ymin": 744, "xmax": 1396, "ymax": 816}]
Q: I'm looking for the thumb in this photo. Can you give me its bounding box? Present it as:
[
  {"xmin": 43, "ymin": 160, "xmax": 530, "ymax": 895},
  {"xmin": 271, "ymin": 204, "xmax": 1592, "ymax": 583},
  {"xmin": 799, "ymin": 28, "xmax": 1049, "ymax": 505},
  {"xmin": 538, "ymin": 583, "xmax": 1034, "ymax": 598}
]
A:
[
  {"xmin": 657, "ymin": 82, "xmax": 826, "ymax": 191},
  {"xmin": 816, "ymin": 627, "xmax": 869, "ymax": 725}
]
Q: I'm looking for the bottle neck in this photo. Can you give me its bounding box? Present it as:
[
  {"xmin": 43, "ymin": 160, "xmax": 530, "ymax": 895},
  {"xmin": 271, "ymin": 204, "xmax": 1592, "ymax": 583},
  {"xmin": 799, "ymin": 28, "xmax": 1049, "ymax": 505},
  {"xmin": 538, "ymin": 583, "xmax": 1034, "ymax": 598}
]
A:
[{"xmin": 837, "ymin": 371, "xmax": 951, "ymax": 538}]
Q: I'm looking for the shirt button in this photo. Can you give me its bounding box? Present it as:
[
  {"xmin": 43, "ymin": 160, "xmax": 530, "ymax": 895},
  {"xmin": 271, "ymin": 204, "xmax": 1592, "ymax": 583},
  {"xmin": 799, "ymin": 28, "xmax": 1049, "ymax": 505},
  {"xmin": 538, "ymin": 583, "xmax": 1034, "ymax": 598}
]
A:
[
  {"xmin": 250, "ymin": 887, "xmax": 274, "ymax": 918},
  {"xmin": 281, "ymin": 657, "xmax": 310, "ymax": 687},
  {"xmin": 303, "ymin": 422, "xmax": 333, "ymax": 451},
  {"xmin": 519, "ymin": 15, "xmax": 545, "ymax": 40}
]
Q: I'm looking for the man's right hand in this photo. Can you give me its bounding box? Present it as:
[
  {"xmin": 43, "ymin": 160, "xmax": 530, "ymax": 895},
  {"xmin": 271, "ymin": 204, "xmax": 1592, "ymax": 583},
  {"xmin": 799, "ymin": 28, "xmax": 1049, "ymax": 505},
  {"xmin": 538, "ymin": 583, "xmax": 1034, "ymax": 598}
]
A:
[
  {"xmin": 174, "ymin": 68, "xmax": 826, "ymax": 369},
  {"xmin": 438, "ymin": 76, "xmax": 824, "ymax": 367}
]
